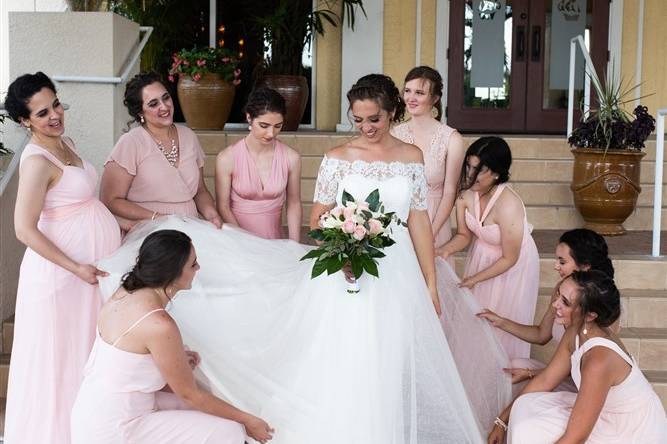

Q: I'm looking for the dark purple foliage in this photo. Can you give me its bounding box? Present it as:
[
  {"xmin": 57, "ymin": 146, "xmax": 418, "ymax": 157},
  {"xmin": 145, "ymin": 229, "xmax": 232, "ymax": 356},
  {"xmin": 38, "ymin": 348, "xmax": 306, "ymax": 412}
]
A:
[{"xmin": 568, "ymin": 105, "xmax": 656, "ymax": 151}]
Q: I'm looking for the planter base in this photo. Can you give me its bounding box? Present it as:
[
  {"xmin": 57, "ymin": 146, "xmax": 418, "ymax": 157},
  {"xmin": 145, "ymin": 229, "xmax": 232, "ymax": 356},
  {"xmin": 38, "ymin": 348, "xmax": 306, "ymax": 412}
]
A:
[{"xmin": 582, "ymin": 221, "xmax": 625, "ymax": 236}]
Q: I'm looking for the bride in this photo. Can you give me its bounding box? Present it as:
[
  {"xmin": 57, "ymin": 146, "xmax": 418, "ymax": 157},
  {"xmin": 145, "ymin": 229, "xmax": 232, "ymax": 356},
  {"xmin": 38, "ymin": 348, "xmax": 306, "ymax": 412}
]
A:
[{"xmin": 98, "ymin": 74, "xmax": 510, "ymax": 443}]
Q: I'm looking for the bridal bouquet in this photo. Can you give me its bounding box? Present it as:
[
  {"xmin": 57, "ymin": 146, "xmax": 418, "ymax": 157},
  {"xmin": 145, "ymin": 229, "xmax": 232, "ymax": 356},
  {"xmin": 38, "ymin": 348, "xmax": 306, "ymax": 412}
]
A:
[{"xmin": 301, "ymin": 189, "xmax": 404, "ymax": 293}]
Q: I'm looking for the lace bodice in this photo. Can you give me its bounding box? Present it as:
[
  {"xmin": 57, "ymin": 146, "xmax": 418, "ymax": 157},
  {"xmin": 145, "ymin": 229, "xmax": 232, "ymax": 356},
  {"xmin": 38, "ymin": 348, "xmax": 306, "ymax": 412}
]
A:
[{"xmin": 313, "ymin": 156, "xmax": 428, "ymax": 220}]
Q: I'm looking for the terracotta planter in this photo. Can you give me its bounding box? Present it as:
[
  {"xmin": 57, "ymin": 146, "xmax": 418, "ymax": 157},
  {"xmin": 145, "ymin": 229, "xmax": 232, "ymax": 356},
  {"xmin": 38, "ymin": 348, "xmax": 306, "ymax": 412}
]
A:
[
  {"xmin": 570, "ymin": 148, "xmax": 646, "ymax": 236},
  {"xmin": 259, "ymin": 75, "xmax": 309, "ymax": 131},
  {"xmin": 177, "ymin": 73, "xmax": 235, "ymax": 130}
]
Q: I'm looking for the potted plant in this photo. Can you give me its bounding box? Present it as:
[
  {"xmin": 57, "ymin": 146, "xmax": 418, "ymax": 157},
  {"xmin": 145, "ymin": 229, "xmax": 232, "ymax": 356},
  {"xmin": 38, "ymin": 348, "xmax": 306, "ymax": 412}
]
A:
[
  {"xmin": 169, "ymin": 46, "xmax": 242, "ymax": 129},
  {"xmin": 568, "ymin": 76, "xmax": 656, "ymax": 236},
  {"xmin": 0, "ymin": 114, "xmax": 13, "ymax": 172},
  {"xmin": 254, "ymin": 0, "xmax": 365, "ymax": 130}
]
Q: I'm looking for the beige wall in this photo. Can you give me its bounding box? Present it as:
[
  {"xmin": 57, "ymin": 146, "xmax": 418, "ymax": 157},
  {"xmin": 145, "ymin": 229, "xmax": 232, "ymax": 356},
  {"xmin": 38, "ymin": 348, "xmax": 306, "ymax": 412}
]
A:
[
  {"xmin": 314, "ymin": 1, "xmax": 343, "ymax": 131},
  {"xmin": 383, "ymin": 0, "xmax": 417, "ymax": 88}
]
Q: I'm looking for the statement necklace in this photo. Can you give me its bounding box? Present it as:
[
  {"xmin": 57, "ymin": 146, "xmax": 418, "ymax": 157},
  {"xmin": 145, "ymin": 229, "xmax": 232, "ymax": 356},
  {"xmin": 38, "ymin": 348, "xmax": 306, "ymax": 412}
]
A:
[{"xmin": 146, "ymin": 125, "xmax": 179, "ymax": 167}]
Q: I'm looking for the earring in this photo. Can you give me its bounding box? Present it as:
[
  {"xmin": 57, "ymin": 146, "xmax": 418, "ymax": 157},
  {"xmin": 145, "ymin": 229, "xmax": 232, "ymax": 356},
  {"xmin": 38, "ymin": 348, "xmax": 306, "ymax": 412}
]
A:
[
  {"xmin": 248, "ymin": 125, "xmax": 252, "ymax": 131},
  {"xmin": 583, "ymin": 322, "xmax": 588, "ymax": 335},
  {"xmin": 140, "ymin": 115, "xmax": 145, "ymax": 124}
]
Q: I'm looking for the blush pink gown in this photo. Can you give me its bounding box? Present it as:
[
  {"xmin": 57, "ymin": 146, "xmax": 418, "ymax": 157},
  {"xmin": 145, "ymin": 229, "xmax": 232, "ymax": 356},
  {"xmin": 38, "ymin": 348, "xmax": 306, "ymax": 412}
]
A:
[
  {"xmin": 4, "ymin": 142, "xmax": 121, "ymax": 444},
  {"xmin": 464, "ymin": 183, "xmax": 539, "ymax": 359},
  {"xmin": 392, "ymin": 122, "xmax": 458, "ymax": 248},
  {"xmin": 509, "ymin": 336, "xmax": 667, "ymax": 443},
  {"xmin": 106, "ymin": 125, "xmax": 205, "ymax": 218},
  {"xmin": 71, "ymin": 309, "xmax": 246, "ymax": 444},
  {"xmin": 229, "ymin": 138, "xmax": 289, "ymax": 239}
]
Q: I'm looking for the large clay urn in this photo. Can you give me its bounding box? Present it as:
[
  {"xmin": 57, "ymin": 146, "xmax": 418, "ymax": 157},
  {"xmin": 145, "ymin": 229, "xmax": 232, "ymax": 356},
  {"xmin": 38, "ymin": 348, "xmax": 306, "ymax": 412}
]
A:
[
  {"xmin": 177, "ymin": 73, "xmax": 235, "ymax": 130},
  {"xmin": 259, "ymin": 75, "xmax": 309, "ymax": 131},
  {"xmin": 570, "ymin": 148, "xmax": 645, "ymax": 235}
]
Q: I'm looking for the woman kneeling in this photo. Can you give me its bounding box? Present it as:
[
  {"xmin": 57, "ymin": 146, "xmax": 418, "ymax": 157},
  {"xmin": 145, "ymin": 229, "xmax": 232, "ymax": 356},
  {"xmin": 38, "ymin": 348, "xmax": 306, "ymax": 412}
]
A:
[
  {"xmin": 71, "ymin": 230, "xmax": 273, "ymax": 444},
  {"xmin": 489, "ymin": 270, "xmax": 666, "ymax": 444}
]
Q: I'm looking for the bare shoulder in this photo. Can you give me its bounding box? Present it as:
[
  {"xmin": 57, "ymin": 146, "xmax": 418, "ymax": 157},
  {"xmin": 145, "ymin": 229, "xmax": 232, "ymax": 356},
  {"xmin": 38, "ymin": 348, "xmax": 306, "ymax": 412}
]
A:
[
  {"xmin": 141, "ymin": 309, "xmax": 180, "ymax": 339},
  {"xmin": 397, "ymin": 141, "xmax": 424, "ymax": 164},
  {"xmin": 496, "ymin": 186, "xmax": 524, "ymax": 215},
  {"xmin": 20, "ymin": 154, "xmax": 57, "ymax": 181},
  {"xmin": 215, "ymin": 144, "xmax": 235, "ymax": 169},
  {"xmin": 285, "ymin": 145, "xmax": 301, "ymax": 163},
  {"xmin": 325, "ymin": 143, "xmax": 354, "ymax": 161},
  {"xmin": 457, "ymin": 189, "xmax": 474, "ymax": 209}
]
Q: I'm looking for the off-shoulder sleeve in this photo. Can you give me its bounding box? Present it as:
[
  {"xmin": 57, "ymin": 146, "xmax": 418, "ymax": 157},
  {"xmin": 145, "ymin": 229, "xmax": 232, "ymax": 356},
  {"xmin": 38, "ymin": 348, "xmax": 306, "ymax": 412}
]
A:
[
  {"xmin": 410, "ymin": 164, "xmax": 428, "ymax": 210},
  {"xmin": 313, "ymin": 156, "xmax": 340, "ymax": 205},
  {"xmin": 105, "ymin": 131, "xmax": 142, "ymax": 176}
]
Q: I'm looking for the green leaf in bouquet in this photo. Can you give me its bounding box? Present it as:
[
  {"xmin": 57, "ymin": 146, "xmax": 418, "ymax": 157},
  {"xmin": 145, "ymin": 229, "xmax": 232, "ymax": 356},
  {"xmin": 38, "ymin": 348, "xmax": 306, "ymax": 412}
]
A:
[
  {"xmin": 361, "ymin": 210, "xmax": 373, "ymax": 220},
  {"xmin": 311, "ymin": 258, "xmax": 330, "ymax": 278},
  {"xmin": 366, "ymin": 246, "xmax": 386, "ymax": 258},
  {"xmin": 326, "ymin": 257, "xmax": 345, "ymax": 275},
  {"xmin": 370, "ymin": 237, "xmax": 384, "ymax": 248},
  {"xmin": 365, "ymin": 189, "xmax": 381, "ymax": 212},
  {"xmin": 350, "ymin": 256, "xmax": 363, "ymax": 279},
  {"xmin": 308, "ymin": 229, "xmax": 326, "ymax": 241},
  {"xmin": 341, "ymin": 190, "xmax": 355, "ymax": 206},
  {"xmin": 361, "ymin": 255, "xmax": 379, "ymax": 277},
  {"xmin": 300, "ymin": 248, "xmax": 324, "ymax": 261},
  {"xmin": 383, "ymin": 237, "xmax": 396, "ymax": 247}
]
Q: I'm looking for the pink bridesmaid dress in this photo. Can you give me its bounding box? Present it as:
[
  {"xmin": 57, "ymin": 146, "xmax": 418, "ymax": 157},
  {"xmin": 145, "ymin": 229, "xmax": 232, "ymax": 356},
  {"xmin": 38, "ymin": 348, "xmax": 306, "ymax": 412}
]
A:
[
  {"xmin": 464, "ymin": 183, "xmax": 539, "ymax": 359},
  {"xmin": 229, "ymin": 138, "xmax": 290, "ymax": 239},
  {"xmin": 71, "ymin": 309, "xmax": 246, "ymax": 444},
  {"xmin": 392, "ymin": 122, "xmax": 457, "ymax": 247},
  {"xmin": 4, "ymin": 142, "xmax": 121, "ymax": 444},
  {"xmin": 509, "ymin": 336, "xmax": 667, "ymax": 443},
  {"xmin": 106, "ymin": 124, "xmax": 205, "ymax": 218}
]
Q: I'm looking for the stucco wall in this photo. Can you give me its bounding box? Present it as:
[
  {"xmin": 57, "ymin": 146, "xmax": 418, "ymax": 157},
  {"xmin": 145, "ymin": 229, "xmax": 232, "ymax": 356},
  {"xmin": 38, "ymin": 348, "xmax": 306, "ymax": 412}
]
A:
[{"xmin": 8, "ymin": 12, "xmax": 138, "ymax": 171}]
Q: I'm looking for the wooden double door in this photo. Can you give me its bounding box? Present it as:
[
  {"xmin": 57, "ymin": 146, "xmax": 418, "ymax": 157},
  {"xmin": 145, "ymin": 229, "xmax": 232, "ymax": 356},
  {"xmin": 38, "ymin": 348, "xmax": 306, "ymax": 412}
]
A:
[{"xmin": 447, "ymin": 0, "xmax": 609, "ymax": 133}]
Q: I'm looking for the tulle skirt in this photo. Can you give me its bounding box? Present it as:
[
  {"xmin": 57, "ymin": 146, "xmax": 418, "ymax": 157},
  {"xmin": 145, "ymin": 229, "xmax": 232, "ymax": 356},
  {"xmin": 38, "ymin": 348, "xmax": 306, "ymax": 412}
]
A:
[{"xmin": 98, "ymin": 216, "xmax": 511, "ymax": 443}]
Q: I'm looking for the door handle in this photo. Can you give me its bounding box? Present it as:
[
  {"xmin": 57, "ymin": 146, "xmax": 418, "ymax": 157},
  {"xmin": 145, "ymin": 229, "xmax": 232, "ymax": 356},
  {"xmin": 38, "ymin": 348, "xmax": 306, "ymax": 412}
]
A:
[
  {"xmin": 531, "ymin": 26, "xmax": 541, "ymax": 62},
  {"xmin": 516, "ymin": 26, "xmax": 526, "ymax": 61}
]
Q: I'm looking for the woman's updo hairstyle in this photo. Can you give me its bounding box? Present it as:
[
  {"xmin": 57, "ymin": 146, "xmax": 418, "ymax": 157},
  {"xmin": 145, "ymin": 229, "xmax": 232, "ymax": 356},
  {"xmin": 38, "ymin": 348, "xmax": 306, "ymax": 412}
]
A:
[
  {"xmin": 569, "ymin": 270, "xmax": 621, "ymax": 328},
  {"xmin": 459, "ymin": 136, "xmax": 512, "ymax": 192},
  {"xmin": 121, "ymin": 230, "xmax": 192, "ymax": 292},
  {"xmin": 559, "ymin": 229, "xmax": 614, "ymax": 279},
  {"xmin": 347, "ymin": 74, "xmax": 405, "ymax": 123},
  {"xmin": 123, "ymin": 71, "xmax": 164, "ymax": 125},
  {"xmin": 244, "ymin": 86, "xmax": 287, "ymax": 120},
  {"xmin": 404, "ymin": 66, "xmax": 444, "ymax": 121},
  {"xmin": 4, "ymin": 72, "xmax": 57, "ymax": 123}
]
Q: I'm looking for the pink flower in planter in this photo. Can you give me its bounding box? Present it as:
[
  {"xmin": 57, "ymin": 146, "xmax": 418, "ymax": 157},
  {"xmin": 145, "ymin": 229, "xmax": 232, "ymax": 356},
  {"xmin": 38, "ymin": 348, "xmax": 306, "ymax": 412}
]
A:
[
  {"xmin": 168, "ymin": 75, "xmax": 175, "ymax": 82},
  {"xmin": 193, "ymin": 73, "xmax": 202, "ymax": 81},
  {"xmin": 232, "ymin": 79, "xmax": 241, "ymax": 86},
  {"xmin": 222, "ymin": 57, "xmax": 230, "ymax": 63},
  {"xmin": 196, "ymin": 59, "xmax": 206, "ymax": 67},
  {"xmin": 234, "ymin": 69, "xmax": 241, "ymax": 77}
]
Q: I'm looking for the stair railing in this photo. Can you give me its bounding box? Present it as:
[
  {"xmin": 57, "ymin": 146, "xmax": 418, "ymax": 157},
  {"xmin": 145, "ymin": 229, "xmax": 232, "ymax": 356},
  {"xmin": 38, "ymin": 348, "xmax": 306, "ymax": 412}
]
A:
[{"xmin": 567, "ymin": 35, "xmax": 599, "ymax": 137}]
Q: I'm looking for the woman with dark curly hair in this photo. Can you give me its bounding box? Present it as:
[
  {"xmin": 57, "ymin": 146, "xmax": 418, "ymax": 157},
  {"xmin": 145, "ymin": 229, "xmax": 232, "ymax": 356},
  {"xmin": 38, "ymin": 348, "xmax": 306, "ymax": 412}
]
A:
[
  {"xmin": 3, "ymin": 72, "xmax": 121, "ymax": 444},
  {"xmin": 100, "ymin": 72, "xmax": 221, "ymax": 228}
]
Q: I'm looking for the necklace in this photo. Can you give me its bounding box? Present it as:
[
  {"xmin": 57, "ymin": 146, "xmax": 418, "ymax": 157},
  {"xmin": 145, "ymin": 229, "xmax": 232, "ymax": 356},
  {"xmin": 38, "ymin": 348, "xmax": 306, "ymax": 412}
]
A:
[
  {"xmin": 58, "ymin": 139, "xmax": 72, "ymax": 166},
  {"xmin": 146, "ymin": 125, "xmax": 178, "ymax": 167}
]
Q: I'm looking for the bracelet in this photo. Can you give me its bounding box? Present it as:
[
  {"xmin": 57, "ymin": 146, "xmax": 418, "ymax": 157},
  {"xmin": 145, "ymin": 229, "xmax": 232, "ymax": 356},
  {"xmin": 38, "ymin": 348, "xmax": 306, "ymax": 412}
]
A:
[
  {"xmin": 151, "ymin": 211, "xmax": 158, "ymax": 221},
  {"xmin": 494, "ymin": 417, "xmax": 508, "ymax": 432}
]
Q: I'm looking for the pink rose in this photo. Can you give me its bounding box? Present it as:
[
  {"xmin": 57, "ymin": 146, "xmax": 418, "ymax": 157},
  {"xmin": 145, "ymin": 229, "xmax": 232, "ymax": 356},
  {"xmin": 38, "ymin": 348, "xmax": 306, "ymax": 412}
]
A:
[
  {"xmin": 353, "ymin": 225, "xmax": 367, "ymax": 241},
  {"xmin": 342, "ymin": 219, "xmax": 356, "ymax": 234},
  {"xmin": 343, "ymin": 206, "xmax": 356, "ymax": 220},
  {"xmin": 183, "ymin": 60, "xmax": 189, "ymax": 66},
  {"xmin": 234, "ymin": 69, "xmax": 241, "ymax": 77},
  {"xmin": 357, "ymin": 202, "xmax": 369, "ymax": 212},
  {"xmin": 193, "ymin": 73, "xmax": 202, "ymax": 81},
  {"xmin": 368, "ymin": 219, "xmax": 383, "ymax": 235},
  {"xmin": 168, "ymin": 74, "xmax": 175, "ymax": 82},
  {"xmin": 232, "ymin": 79, "xmax": 241, "ymax": 86},
  {"xmin": 196, "ymin": 59, "xmax": 206, "ymax": 66},
  {"xmin": 330, "ymin": 207, "xmax": 343, "ymax": 218}
]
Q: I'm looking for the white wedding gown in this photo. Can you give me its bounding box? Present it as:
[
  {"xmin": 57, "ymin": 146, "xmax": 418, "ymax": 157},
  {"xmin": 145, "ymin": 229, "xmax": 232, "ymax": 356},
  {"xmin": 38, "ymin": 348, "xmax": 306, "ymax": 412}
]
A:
[{"xmin": 98, "ymin": 157, "xmax": 511, "ymax": 443}]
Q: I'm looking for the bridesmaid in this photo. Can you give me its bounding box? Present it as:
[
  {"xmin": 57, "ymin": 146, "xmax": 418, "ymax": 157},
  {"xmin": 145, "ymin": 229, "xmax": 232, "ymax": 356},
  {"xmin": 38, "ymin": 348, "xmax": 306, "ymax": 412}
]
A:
[
  {"xmin": 100, "ymin": 72, "xmax": 222, "ymax": 227},
  {"xmin": 3, "ymin": 72, "xmax": 121, "ymax": 443},
  {"xmin": 438, "ymin": 136, "xmax": 539, "ymax": 359},
  {"xmin": 71, "ymin": 230, "xmax": 274, "ymax": 443},
  {"xmin": 392, "ymin": 66, "xmax": 465, "ymax": 248},
  {"xmin": 215, "ymin": 87, "xmax": 302, "ymax": 240},
  {"xmin": 478, "ymin": 229, "xmax": 614, "ymax": 387},
  {"xmin": 489, "ymin": 271, "xmax": 666, "ymax": 444}
]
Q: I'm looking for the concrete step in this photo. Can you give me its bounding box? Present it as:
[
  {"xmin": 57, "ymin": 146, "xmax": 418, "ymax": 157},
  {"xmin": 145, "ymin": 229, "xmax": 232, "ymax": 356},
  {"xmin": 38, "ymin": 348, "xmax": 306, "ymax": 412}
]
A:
[{"xmin": 196, "ymin": 131, "xmax": 665, "ymax": 160}]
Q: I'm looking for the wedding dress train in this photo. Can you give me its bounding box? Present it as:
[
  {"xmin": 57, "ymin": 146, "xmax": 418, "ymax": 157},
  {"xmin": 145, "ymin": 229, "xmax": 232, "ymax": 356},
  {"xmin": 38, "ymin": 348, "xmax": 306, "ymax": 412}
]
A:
[{"xmin": 98, "ymin": 159, "xmax": 510, "ymax": 443}]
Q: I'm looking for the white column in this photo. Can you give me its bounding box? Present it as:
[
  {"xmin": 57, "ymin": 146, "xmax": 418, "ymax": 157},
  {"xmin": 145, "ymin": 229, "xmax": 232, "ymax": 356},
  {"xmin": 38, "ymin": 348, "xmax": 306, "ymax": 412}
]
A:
[
  {"xmin": 0, "ymin": 0, "xmax": 67, "ymax": 101},
  {"xmin": 607, "ymin": 0, "xmax": 623, "ymax": 83},
  {"xmin": 336, "ymin": 1, "xmax": 384, "ymax": 132}
]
